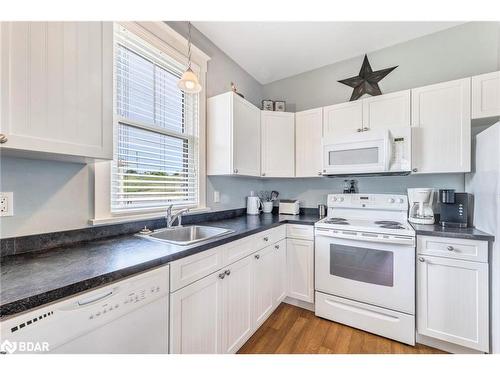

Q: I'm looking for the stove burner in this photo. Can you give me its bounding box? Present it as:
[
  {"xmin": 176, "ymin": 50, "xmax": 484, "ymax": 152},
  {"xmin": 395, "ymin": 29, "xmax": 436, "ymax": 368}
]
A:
[
  {"xmin": 324, "ymin": 217, "xmax": 349, "ymax": 225},
  {"xmin": 379, "ymin": 224, "xmax": 405, "ymax": 229},
  {"xmin": 375, "ymin": 220, "xmax": 402, "ymax": 225}
]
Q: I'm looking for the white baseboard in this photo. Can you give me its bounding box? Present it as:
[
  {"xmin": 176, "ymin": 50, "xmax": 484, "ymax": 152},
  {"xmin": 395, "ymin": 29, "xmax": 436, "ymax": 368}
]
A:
[
  {"xmin": 416, "ymin": 333, "xmax": 487, "ymax": 354},
  {"xmin": 284, "ymin": 296, "xmax": 315, "ymax": 312}
]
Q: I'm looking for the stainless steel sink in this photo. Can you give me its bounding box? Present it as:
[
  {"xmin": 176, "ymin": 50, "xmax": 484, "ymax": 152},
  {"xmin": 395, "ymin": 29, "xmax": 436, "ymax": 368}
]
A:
[{"xmin": 137, "ymin": 225, "xmax": 234, "ymax": 246}]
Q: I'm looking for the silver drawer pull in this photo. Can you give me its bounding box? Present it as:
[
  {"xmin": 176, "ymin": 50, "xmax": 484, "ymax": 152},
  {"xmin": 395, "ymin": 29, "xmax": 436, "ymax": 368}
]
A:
[
  {"xmin": 263, "ymin": 237, "xmax": 269, "ymax": 242},
  {"xmin": 447, "ymin": 246, "xmax": 454, "ymax": 251},
  {"xmin": 418, "ymin": 257, "xmax": 425, "ymax": 262},
  {"xmin": 218, "ymin": 272, "xmax": 226, "ymax": 279},
  {"xmin": 0, "ymin": 134, "xmax": 8, "ymax": 144},
  {"xmin": 254, "ymin": 254, "xmax": 260, "ymax": 259},
  {"xmin": 275, "ymin": 245, "xmax": 280, "ymax": 249},
  {"xmin": 225, "ymin": 269, "xmax": 231, "ymax": 276}
]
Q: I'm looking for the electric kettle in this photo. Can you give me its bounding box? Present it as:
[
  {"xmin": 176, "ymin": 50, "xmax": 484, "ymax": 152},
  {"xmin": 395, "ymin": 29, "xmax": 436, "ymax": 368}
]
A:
[{"xmin": 247, "ymin": 193, "xmax": 261, "ymax": 215}]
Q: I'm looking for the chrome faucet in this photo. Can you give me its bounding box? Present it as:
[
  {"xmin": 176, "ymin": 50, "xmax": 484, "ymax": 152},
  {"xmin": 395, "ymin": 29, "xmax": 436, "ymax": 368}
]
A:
[{"xmin": 165, "ymin": 205, "xmax": 190, "ymax": 228}]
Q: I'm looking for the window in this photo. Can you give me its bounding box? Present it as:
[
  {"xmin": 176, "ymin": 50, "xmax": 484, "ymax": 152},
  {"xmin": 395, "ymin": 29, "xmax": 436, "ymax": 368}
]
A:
[{"xmin": 112, "ymin": 25, "xmax": 200, "ymax": 213}]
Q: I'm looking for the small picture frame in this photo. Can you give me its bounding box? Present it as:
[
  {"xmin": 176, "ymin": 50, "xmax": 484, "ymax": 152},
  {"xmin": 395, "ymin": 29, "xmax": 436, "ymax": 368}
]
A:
[
  {"xmin": 262, "ymin": 100, "xmax": 274, "ymax": 111},
  {"xmin": 274, "ymin": 101, "xmax": 286, "ymax": 112}
]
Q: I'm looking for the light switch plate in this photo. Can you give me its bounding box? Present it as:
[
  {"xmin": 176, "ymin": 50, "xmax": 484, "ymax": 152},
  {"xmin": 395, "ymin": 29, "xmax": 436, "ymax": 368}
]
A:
[{"xmin": 0, "ymin": 192, "xmax": 14, "ymax": 216}]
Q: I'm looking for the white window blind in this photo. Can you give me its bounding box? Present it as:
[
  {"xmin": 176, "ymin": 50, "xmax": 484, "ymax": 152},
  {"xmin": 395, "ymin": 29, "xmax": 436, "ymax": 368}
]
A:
[{"xmin": 112, "ymin": 25, "xmax": 199, "ymax": 213}]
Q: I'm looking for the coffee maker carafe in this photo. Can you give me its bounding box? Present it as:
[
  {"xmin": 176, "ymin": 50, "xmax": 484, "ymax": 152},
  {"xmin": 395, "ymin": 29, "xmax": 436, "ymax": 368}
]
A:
[
  {"xmin": 438, "ymin": 189, "xmax": 474, "ymax": 228},
  {"xmin": 408, "ymin": 188, "xmax": 435, "ymax": 224}
]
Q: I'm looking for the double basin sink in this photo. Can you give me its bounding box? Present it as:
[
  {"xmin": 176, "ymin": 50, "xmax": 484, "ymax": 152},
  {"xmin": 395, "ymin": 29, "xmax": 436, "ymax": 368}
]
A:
[{"xmin": 137, "ymin": 225, "xmax": 234, "ymax": 246}]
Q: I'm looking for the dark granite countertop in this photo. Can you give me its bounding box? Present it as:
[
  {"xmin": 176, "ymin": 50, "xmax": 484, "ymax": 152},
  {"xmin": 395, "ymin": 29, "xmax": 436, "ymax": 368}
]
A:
[
  {"xmin": 0, "ymin": 212, "xmax": 319, "ymax": 319},
  {"xmin": 411, "ymin": 223, "xmax": 494, "ymax": 242}
]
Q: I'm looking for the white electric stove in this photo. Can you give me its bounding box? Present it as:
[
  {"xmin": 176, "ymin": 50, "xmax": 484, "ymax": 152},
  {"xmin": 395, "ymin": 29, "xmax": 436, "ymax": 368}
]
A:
[{"xmin": 314, "ymin": 193, "xmax": 416, "ymax": 345}]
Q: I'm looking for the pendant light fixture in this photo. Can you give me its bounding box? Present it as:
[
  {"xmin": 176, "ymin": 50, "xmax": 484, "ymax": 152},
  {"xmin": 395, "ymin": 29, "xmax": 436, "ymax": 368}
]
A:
[{"xmin": 177, "ymin": 22, "xmax": 202, "ymax": 94}]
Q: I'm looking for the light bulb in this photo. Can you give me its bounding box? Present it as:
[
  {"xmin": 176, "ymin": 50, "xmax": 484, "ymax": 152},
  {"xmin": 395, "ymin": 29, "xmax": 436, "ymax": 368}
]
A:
[{"xmin": 185, "ymin": 80, "xmax": 195, "ymax": 89}]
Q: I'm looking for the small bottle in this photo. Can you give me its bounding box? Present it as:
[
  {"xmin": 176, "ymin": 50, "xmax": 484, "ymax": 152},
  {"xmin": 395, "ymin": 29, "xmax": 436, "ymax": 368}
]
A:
[
  {"xmin": 349, "ymin": 180, "xmax": 357, "ymax": 194},
  {"xmin": 343, "ymin": 180, "xmax": 350, "ymax": 194}
]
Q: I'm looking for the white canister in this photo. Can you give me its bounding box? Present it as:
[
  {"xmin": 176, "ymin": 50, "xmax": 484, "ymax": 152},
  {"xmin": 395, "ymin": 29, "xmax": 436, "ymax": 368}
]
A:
[
  {"xmin": 247, "ymin": 196, "xmax": 261, "ymax": 215},
  {"xmin": 262, "ymin": 201, "xmax": 273, "ymax": 213}
]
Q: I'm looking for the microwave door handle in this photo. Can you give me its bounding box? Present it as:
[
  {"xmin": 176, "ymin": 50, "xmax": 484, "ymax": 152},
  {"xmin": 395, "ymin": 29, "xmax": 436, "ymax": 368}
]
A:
[{"xmin": 384, "ymin": 135, "xmax": 392, "ymax": 171}]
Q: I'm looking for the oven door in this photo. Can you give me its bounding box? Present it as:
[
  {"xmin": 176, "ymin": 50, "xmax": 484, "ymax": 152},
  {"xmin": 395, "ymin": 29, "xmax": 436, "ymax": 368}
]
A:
[
  {"xmin": 315, "ymin": 233, "xmax": 415, "ymax": 314},
  {"xmin": 322, "ymin": 130, "xmax": 390, "ymax": 175}
]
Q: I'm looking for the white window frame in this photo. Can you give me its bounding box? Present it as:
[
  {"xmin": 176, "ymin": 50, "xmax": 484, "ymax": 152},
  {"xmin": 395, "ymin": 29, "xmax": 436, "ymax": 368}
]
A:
[{"xmin": 91, "ymin": 22, "xmax": 210, "ymax": 225}]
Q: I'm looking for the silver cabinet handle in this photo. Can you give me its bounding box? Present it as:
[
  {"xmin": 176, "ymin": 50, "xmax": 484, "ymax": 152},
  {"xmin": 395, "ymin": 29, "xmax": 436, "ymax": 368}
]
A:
[
  {"xmin": 412, "ymin": 168, "xmax": 418, "ymax": 172},
  {"xmin": 275, "ymin": 244, "xmax": 280, "ymax": 249},
  {"xmin": 0, "ymin": 134, "xmax": 8, "ymax": 144},
  {"xmin": 254, "ymin": 254, "xmax": 260, "ymax": 259},
  {"xmin": 363, "ymin": 127, "xmax": 369, "ymax": 131},
  {"xmin": 318, "ymin": 171, "xmax": 322, "ymax": 175},
  {"xmin": 218, "ymin": 272, "xmax": 226, "ymax": 279},
  {"xmin": 447, "ymin": 246, "xmax": 454, "ymax": 251},
  {"xmin": 225, "ymin": 269, "xmax": 231, "ymax": 276},
  {"xmin": 233, "ymin": 169, "xmax": 238, "ymax": 174},
  {"xmin": 357, "ymin": 128, "xmax": 362, "ymax": 132},
  {"xmin": 261, "ymin": 173, "xmax": 266, "ymax": 177},
  {"xmin": 418, "ymin": 257, "xmax": 425, "ymax": 262},
  {"xmin": 263, "ymin": 237, "xmax": 269, "ymax": 242}
]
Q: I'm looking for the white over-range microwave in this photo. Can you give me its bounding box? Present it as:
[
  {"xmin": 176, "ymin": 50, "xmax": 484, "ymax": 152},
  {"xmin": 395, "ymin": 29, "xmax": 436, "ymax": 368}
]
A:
[{"xmin": 322, "ymin": 127, "xmax": 412, "ymax": 176}]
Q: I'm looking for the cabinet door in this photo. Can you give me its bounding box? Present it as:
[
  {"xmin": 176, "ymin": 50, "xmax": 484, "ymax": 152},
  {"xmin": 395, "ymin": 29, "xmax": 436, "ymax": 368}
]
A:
[
  {"xmin": 233, "ymin": 94, "xmax": 261, "ymax": 176},
  {"xmin": 252, "ymin": 245, "xmax": 275, "ymax": 327},
  {"xmin": 295, "ymin": 108, "xmax": 323, "ymax": 177},
  {"xmin": 0, "ymin": 22, "xmax": 113, "ymax": 160},
  {"xmin": 411, "ymin": 78, "xmax": 471, "ymax": 174},
  {"xmin": 170, "ymin": 272, "xmax": 223, "ymax": 353},
  {"xmin": 286, "ymin": 238, "xmax": 314, "ymax": 303},
  {"xmin": 472, "ymin": 71, "xmax": 500, "ymax": 119},
  {"xmin": 261, "ymin": 111, "xmax": 295, "ymax": 177},
  {"xmin": 323, "ymin": 101, "xmax": 362, "ymax": 138},
  {"xmin": 362, "ymin": 89, "xmax": 411, "ymax": 130},
  {"xmin": 417, "ymin": 255, "xmax": 489, "ymax": 352},
  {"xmin": 221, "ymin": 256, "xmax": 253, "ymax": 354},
  {"xmin": 273, "ymin": 239, "xmax": 287, "ymax": 306}
]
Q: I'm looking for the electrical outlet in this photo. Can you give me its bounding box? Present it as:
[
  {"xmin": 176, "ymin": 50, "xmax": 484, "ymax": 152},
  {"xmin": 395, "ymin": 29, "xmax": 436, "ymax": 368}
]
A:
[
  {"xmin": 0, "ymin": 192, "xmax": 14, "ymax": 217},
  {"xmin": 213, "ymin": 191, "xmax": 220, "ymax": 203}
]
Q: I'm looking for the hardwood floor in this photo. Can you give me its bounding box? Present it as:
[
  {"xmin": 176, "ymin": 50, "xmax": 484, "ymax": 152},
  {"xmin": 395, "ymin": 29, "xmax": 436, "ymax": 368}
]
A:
[{"xmin": 237, "ymin": 303, "xmax": 446, "ymax": 354}]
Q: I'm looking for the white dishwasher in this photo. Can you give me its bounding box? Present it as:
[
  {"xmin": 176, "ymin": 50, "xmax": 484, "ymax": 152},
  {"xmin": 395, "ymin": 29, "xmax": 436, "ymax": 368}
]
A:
[{"xmin": 0, "ymin": 265, "xmax": 169, "ymax": 354}]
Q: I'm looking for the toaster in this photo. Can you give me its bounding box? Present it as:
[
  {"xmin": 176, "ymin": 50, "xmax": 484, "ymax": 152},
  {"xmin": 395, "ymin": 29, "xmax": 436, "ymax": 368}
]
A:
[{"xmin": 279, "ymin": 199, "xmax": 300, "ymax": 215}]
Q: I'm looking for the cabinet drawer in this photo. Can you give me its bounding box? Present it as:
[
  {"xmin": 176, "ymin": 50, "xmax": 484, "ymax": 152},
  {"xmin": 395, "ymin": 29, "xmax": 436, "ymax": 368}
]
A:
[
  {"xmin": 254, "ymin": 226, "xmax": 286, "ymax": 249},
  {"xmin": 287, "ymin": 224, "xmax": 314, "ymax": 240},
  {"xmin": 170, "ymin": 247, "xmax": 223, "ymax": 291},
  {"xmin": 222, "ymin": 236, "xmax": 255, "ymax": 266},
  {"xmin": 417, "ymin": 235, "xmax": 488, "ymax": 263}
]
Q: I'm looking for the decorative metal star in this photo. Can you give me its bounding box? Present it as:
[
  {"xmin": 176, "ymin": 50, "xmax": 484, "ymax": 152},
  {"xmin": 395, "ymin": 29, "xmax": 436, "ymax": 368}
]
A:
[{"xmin": 338, "ymin": 55, "xmax": 398, "ymax": 101}]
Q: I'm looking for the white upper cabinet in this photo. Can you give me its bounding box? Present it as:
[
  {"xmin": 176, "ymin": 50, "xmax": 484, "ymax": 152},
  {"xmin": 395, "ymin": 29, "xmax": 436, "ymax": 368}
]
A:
[
  {"xmin": 323, "ymin": 90, "xmax": 410, "ymax": 139},
  {"xmin": 0, "ymin": 22, "xmax": 113, "ymax": 161},
  {"xmin": 261, "ymin": 111, "xmax": 295, "ymax": 177},
  {"xmin": 207, "ymin": 92, "xmax": 261, "ymax": 176},
  {"xmin": 472, "ymin": 71, "xmax": 500, "ymax": 119},
  {"xmin": 362, "ymin": 89, "xmax": 411, "ymax": 130},
  {"xmin": 411, "ymin": 78, "xmax": 471, "ymax": 174},
  {"xmin": 323, "ymin": 101, "xmax": 363, "ymax": 138},
  {"xmin": 295, "ymin": 108, "xmax": 323, "ymax": 177}
]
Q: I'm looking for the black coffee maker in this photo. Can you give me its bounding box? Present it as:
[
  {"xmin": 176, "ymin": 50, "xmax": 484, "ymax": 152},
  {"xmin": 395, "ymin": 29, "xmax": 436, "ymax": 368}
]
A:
[{"xmin": 438, "ymin": 189, "xmax": 474, "ymax": 228}]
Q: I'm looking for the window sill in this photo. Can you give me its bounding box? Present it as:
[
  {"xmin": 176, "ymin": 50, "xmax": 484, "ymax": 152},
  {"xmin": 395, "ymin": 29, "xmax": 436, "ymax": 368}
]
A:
[{"xmin": 89, "ymin": 207, "xmax": 212, "ymax": 226}]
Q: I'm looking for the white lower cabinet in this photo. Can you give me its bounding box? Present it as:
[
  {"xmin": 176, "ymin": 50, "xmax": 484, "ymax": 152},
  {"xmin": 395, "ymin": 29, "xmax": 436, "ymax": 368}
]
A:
[
  {"xmin": 417, "ymin": 253, "xmax": 489, "ymax": 352},
  {"xmin": 252, "ymin": 244, "xmax": 276, "ymax": 327},
  {"xmin": 221, "ymin": 256, "xmax": 254, "ymax": 354},
  {"xmin": 170, "ymin": 271, "xmax": 223, "ymax": 354},
  {"xmin": 286, "ymin": 238, "xmax": 314, "ymax": 303},
  {"xmin": 273, "ymin": 239, "xmax": 287, "ymax": 305}
]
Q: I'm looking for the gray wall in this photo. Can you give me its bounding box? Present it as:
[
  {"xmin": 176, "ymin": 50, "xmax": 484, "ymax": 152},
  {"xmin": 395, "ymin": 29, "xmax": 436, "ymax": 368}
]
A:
[
  {"xmin": 263, "ymin": 22, "xmax": 500, "ymax": 112},
  {"xmin": 0, "ymin": 22, "xmax": 264, "ymax": 238}
]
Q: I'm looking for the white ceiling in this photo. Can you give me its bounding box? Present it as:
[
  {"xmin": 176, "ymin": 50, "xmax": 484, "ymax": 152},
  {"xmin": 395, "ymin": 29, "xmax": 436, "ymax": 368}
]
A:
[{"xmin": 193, "ymin": 22, "xmax": 464, "ymax": 84}]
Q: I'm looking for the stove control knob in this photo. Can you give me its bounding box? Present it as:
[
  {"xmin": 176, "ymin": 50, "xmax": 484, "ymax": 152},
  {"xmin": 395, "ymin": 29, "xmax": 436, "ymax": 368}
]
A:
[
  {"xmin": 333, "ymin": 197, "xmax": 338, "ymax": 202},
  {"xmin": 388, "ymin": 198, "xmax": 395, "ymax": 203},
  {"xmin": 339, "ymin": 197, "xmax": 344, "ymax": 202},
  {"xmin": 398, "ymin": 198, "xmax": 405, "ymax": 203}
]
